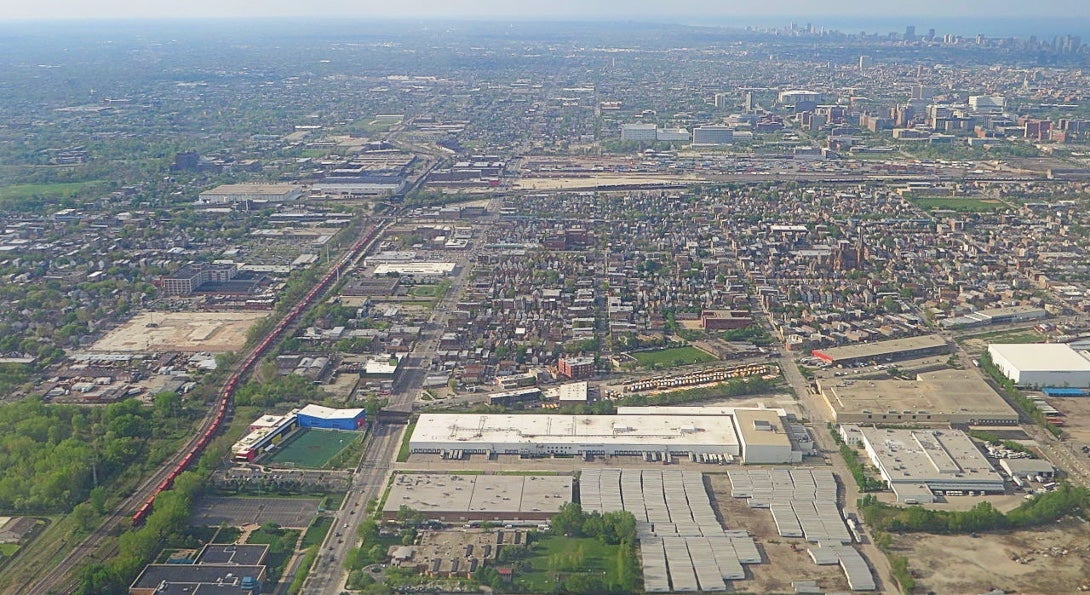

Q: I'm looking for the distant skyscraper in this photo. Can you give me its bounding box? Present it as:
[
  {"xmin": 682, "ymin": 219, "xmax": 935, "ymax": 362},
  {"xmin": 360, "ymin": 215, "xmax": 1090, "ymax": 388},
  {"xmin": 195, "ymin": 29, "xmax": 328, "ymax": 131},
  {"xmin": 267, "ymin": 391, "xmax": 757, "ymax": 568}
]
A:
[
  {"xmin": 858, "ymin": 55, "xmax": 872, "ymax": 71},
  {"xmin": 904, "ymin": 25, "xmax": 916, "ymax": 42},
  {"xmin": 715, "ymin": 92, "xmax": 732, "ymax": 109},
  {"xmin": 743, "ymin": 91, "xmax": 755, "ymax": 112}
]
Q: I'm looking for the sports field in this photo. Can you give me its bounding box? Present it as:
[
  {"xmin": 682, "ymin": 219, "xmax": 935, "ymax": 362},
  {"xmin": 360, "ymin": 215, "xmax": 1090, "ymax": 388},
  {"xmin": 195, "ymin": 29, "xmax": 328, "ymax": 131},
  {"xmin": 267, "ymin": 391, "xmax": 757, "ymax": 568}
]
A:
[{"xmin": 265, "ymin": 429, "xmax": 358, "ymax": 468}]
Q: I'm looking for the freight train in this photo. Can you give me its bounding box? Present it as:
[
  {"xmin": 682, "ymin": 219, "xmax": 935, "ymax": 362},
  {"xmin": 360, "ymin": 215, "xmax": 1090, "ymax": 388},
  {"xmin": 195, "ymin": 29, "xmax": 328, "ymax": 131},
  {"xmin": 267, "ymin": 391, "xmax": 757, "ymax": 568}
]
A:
[{"xmin": 132, "ymin": 222, "xmax": 383, "ymax": 525}]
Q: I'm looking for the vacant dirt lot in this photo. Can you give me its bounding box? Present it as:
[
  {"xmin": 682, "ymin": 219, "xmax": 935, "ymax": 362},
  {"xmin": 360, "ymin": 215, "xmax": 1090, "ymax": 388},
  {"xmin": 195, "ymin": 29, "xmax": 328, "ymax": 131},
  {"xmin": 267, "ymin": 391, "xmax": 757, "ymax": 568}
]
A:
[
  {"xmin": 896, "ymin": 518, "xmax": 1090, "ymax": 593},
  {"xmin": 90, "ymin": 311, "xmax": 267, "ymax": 352},
  {"xmin": 705, "ymin": 474, "xmax": 851, "ymax": 593}
]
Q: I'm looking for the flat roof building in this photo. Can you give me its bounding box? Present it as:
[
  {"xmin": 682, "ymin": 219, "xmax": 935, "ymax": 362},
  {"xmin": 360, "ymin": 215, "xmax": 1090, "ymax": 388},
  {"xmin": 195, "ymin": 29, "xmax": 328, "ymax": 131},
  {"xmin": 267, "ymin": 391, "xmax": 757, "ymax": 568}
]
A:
[
  {"xmin": 372, "ymin": 262, "xmax": 456, "ymax": 277},
  {"xmin": 849, "ymin": 425, "xmax": 1005, "ymax": 503},
  {"xmin": 812, "ymin": 334, "xmax": 950, "ymax": 366},
  {"xmin": 817, "ymin": 369, "xmax": 1017, "ymax": 425},
  {"xmin": 198, "ymin": 183, "xmax": 304, "ymax": 204},
  {"xmin": 410, "ymin": 412, "xmax": 741, "ymax": 458},
  {"xmin": 381, "ymin": 473, "xmax": 572, "ymax": 522},
  {"xmin": 410, "ymin": 408, "xmax": 805, "ymax": 463},
  {"xmin": 987, "ymin": 343, "xmax": 1090, "ymax": 389}
]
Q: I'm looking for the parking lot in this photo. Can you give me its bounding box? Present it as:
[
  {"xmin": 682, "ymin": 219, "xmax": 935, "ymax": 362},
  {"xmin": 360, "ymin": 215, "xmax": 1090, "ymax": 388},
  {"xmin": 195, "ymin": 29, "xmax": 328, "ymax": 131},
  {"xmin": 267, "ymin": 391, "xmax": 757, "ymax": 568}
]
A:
[{"xmin": 193, "ymin": 496, "xmax": 321, "ymax": 528}]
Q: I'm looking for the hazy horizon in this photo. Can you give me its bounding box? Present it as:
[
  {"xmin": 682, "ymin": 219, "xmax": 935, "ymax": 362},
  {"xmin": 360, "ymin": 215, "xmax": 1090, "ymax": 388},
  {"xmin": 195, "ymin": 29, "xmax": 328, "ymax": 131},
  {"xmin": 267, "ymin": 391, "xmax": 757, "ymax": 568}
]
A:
[{"xmin": 2, "ymin": 0, "xmax": 1086, "ymax": 24}]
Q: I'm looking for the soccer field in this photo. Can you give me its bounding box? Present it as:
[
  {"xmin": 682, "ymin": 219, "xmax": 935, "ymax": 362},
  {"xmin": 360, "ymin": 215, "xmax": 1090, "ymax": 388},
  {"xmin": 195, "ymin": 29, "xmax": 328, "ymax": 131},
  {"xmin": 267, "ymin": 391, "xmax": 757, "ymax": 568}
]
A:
[{"xmin": 264, "ymin": 429, "xmax": 358, "ymax": 468}]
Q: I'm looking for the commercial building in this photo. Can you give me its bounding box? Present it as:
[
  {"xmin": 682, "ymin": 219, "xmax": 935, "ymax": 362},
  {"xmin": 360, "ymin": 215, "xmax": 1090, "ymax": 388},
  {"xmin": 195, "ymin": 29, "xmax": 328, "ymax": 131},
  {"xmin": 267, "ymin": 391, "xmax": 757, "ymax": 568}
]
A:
[
  {"xmin": 409, "ymin": 407, "xmax": 805, "ymax": 463},
  {"xmin": 817, "ymin": 368, "xmax": 1018, "ymax": 425},
  {"xmin": 692, "ymin": 125, "xmax": 735, "ymax": 146},
  {"xmin": 987, "ymin": 343, "xmax": 1090, "ymax": 389},
  {"xmin": 231, "ymin": 411, "xmax": 298, "ymax": 462},
  {"xmin": 776, "ymin": 90, "xmax": 825, "ymax": 108},
  {"xmin": 843, "ymin": 425, "xmax": 1005, "ymax": 503},
  {"xmin": 546, "ymin": 381, "xmax": 589, "ymax": 404},
  {"xmin": 197, "ymin": 183, "xmax": 304, "ymax": 204},
  {"xmin": 557, "ymin": 355, "xmax": 595, "ymax": 379},
  {"xmin": 381, "ymin": 473, "xmax": 572, "ymax": 522},
  {"xmin": 621, "ymin": 123, "xmax": 658, "ymax": 141},
  {"xmin": 159, "ymin": 262, "xmax": 238, "ymax": 296},
  {"xmin": 129, "ymin": 544, "xmax": 268, "ymax": 595},
  {"xmin": 811, "ymin": 334, "xmax": 950, "ymax": 366},
  {"xmin": 296, "ymin": 403, "xmax": 366, "ymax": 430}
]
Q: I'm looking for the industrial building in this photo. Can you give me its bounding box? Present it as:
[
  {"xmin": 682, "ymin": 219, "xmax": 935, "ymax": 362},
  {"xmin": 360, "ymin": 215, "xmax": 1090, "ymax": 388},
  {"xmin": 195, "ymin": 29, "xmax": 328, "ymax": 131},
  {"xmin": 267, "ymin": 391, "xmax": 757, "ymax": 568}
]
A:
[
  {"xmin": 582, "ymin": 469, "xmax": 763, "ymax": 593},
  {"xmin": 197, "ymin": 183, "xmax": 304, "ymax": 204},
  {"xmin": 939, "ymin": 305, "xmax": 1047, "ymax": 330},
  {"xmin": 987, "ymin": 343, "xmax": 1090, "ymax": 389},
  {"xmin": 296, "ymin": 403, "xmax": 366, "ymax": 430},
  {"xmin": 310, "ymin": 175, "xmax": 406, "ymax": 198},
  {"xmin": 129, "ymin": 544, "xmax": 268, "ymax": 595},
  {"xmin": 372, "ymin": 262, "xmax": 456, "ymax": 278},
  {"xmin": 408, "ymin": 407, "xmax": 806, "ymax": 463},
  {"xmin": 381, "ymin": 473, "xmax": 572, "ymax": 522},
  {"xmin": 816, "ymin": 368, "xmax": 1018, "ymax": 425},
  {"xmin": 812, "ymin": 334, "xmax": 950, "ymax": 366},
  {"xmin": 842, "ymin": 425, "xmax": 1005, "ymax": 503}
]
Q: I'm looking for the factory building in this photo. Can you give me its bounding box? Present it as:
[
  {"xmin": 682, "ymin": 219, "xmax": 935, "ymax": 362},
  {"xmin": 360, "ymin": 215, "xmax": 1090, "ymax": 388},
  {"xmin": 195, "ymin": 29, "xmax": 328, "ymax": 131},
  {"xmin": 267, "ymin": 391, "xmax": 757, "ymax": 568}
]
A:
[
  {"xmin": 842, "ymin": 425, "xmax": 1005, "ymax": 504},
  {"xmin": 987, "ymin": 343, "xmax": 1090, "ymax": 389}
]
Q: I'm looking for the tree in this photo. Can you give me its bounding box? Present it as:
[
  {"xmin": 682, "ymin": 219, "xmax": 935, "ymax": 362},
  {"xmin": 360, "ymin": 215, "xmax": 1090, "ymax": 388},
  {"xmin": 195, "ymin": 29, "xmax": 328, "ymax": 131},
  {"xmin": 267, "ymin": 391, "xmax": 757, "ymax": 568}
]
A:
[{"xmin": 552, "ymin": 502, "xmax": 585, "ymax": 536}]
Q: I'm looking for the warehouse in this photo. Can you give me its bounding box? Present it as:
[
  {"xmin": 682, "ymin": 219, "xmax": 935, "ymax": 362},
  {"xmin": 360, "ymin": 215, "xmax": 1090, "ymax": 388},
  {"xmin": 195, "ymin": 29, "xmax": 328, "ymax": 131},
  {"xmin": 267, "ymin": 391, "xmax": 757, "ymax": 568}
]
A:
[
  {"xmin": 409, "ymin": 412, "xmax": 741, "ymax": 459},
  {"xmin": 616, "ymin": 406, "xmax": 805, "ymax": 463},
  {"xmin": 197, "ymin": 183, "xmax": 304, "ymax": 204},
  {"xmin": 846, "ymin": 425, "xmax": 1005, "ymax": 503},
  {"xmin": 296, "ymin": 403, "xmax": 366, "ymax": 430},
  {"xmin": 410, "ymin": 408, "xmax": 806, "ymax": 463},
  {"xmin": 987, "ymin": 343, "xmax": 1090, "ymax": 389},
  {"xmin": 381, "ymin": 473, "xmax": 572, "ymax": 522},
  {"xmin": 816, "ymin": 369, "xmax": 1018, "ymax": 425},
  {"xmin": 811, "ymin": 335, "xmax": 950, "ymax": 366}
]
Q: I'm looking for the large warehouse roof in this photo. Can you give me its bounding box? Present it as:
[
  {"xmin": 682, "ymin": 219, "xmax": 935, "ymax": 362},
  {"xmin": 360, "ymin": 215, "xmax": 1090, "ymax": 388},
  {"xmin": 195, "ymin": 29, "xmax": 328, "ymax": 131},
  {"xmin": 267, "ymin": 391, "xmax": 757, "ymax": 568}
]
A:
[
  {"xmin": 411, "ymin": 413, "xmax": 740, "ymax": 449},
  {"xmin": 988, "ymin": 343, "xmax": 1090, "ymax": 373},
  {"xmin": 813, "ymin": 334, "xmax": 948, "ymax": 362},
  {"xmin": 817, "ymin": 369, "xmax": 1017, "ymax": 425},
  {"xmin": 381, "ymin": 473, "xmax": 571, "ymax": 518}
]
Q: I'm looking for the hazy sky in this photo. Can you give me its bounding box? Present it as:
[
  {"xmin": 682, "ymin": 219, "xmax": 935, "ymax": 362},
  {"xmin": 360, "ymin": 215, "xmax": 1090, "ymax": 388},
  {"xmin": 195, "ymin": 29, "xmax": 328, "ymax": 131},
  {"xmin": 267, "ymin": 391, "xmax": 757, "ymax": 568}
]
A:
[{"xmin": 1, "ymin": 0, "xmax": 1086, "ymax": 21}]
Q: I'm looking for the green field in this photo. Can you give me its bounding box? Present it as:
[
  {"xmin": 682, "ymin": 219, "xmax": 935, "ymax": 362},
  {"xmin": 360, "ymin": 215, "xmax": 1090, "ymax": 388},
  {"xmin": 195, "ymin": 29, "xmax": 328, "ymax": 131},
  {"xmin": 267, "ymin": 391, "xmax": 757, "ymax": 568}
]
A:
[
  {"xmin": 513, "ymin": 536, "xmax": 628, "ymax": 594},
  {"xmin": 957, "ymin": 328, "xmax": 1046, "ymax": 345},
  {"xmin": 631, "ymin": 346, "xmax": 716, "ymax": 368},
  {"xmin": 910, "ymin": 196, "xmax": 1006, "ymax": 212},
  {"xmin": 264, "ymin": 429, "xmax": 359, "ymax": 468},
  {"xmin": 0, "ymin": 181, "xmax": 108, "ymax": 209}
]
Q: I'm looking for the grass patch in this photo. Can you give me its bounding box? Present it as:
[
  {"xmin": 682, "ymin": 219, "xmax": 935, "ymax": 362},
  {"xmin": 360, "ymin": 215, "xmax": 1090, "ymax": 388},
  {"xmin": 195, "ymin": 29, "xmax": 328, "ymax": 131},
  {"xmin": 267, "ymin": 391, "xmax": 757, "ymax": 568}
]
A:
[
  {"xmin": 513, "ymin": 536, "xmax": 628, "ymax": 594},
  {"xmin": 301, "ymin": 515, "xmax": 334, "ymax": 549},
  {"xmin": 407, "ymin": 280, "xmax": 452, "ymax": 299},
  {"xmin": 957, "ymin": 328, "xmax": 1045, "ymax": 345},
  {"xmin": 246, "ymin": 525, "xmax": 301, "ymax": 584},
  {"xmin": 909, "ymin": 196, "xmax": 1006, "ymax": 212},
  {"xmin": 396, "ymin": 421, "xmax": 416, "ymax": 463},
  {"xmin": 0, "ymin": 543, "xmax": 21, "ymax": 557},
  {"xmin": 630, "ymin": 346, "xmax": 716, "ymax": 369},
  {"xmin": 264, "ymin": 428, "xmax": 360, "ymax": 469},
  {"xmin": 0, "ymin": 181, "xmax": 109, "ymax": 210}
]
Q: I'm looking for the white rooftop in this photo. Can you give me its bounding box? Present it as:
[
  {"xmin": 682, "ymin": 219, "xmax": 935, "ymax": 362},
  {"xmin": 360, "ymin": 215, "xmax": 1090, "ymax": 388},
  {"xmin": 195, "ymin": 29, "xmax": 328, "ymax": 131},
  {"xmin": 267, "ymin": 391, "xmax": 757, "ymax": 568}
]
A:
[
  {"xmin": 298, "ymin": 403, "xmax": 364, "ymax": 420},
  {"xmin": 412, "ymin": 413, "xmax": 739, "ymax": 449},
  {"xmin": 989, "ymin": 343, "xmax": 1090, "ymax": 372}
]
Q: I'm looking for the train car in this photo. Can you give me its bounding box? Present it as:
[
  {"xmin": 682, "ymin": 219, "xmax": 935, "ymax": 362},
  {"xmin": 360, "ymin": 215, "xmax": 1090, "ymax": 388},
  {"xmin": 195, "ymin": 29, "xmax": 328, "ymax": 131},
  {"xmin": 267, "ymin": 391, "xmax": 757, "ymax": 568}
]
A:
[{"xmin": 132, "ymin": 501, "xmax": 153, "ymax": 525}]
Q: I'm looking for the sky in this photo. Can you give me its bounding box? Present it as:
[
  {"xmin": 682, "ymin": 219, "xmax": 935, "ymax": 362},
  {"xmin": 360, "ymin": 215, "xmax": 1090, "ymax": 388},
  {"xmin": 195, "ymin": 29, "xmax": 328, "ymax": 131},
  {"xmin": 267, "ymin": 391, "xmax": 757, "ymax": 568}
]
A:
[{"xmin": 1, "ymin": 0, "xmax": 1086, "ymax": 22}]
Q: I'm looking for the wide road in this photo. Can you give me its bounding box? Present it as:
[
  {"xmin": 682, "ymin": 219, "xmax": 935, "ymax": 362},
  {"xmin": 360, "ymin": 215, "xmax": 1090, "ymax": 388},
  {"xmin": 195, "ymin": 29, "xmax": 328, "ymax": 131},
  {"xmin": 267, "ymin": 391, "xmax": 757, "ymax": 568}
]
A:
[{"xmin": 777, "ymin": 352, "xmax": 898, "ymax": 593}]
